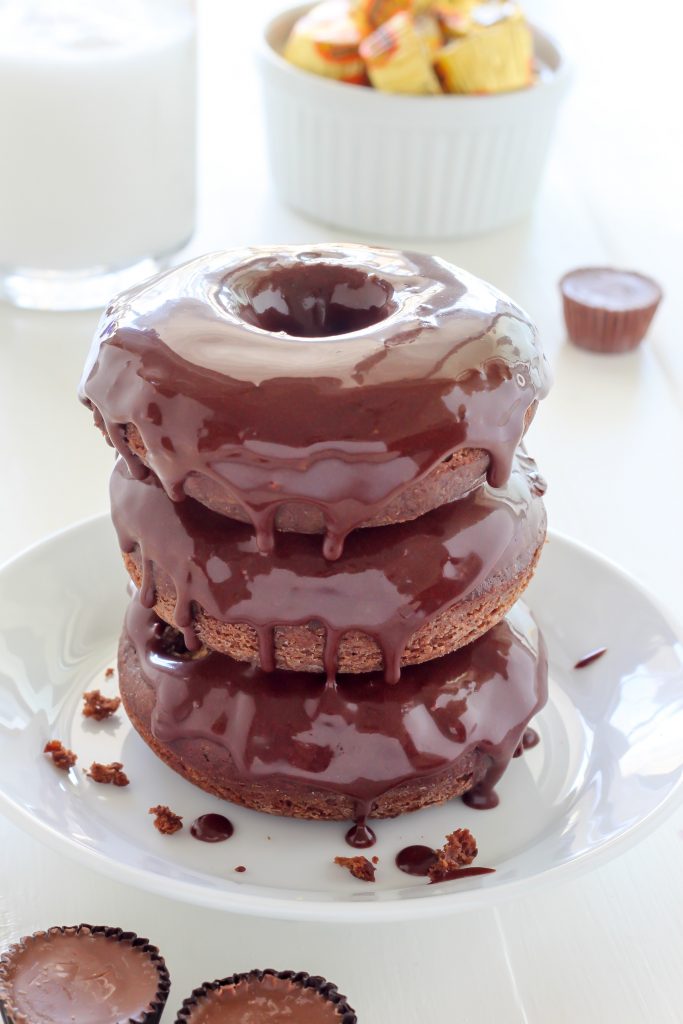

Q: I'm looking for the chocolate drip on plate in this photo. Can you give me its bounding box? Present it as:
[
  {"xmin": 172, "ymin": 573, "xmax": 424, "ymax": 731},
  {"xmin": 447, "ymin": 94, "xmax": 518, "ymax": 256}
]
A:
[
  {"xmin": 574, "ymin": 647, "xmax": 607, "ymax": 669},
  {"xmin": 513, "ymin": 726, "xmax": 540, "ymax": 757},
  {"xmin": 345, "ymin": 820, "xmax": 377, "ymax": 849},
  {"xmin": 429, "ymin": 866, "xmax": 495, "ymax": 885},
  {"xmin": 395, "ymin": 845, "xmax": 439, "ymax": 876},
  {"xmin": 190, "ymin": 813, "xmax": 234, "ymax": 842}
]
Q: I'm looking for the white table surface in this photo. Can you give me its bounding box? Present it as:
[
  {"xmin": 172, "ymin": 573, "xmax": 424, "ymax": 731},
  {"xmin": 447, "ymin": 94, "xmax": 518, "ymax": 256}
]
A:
[{"xmin": 1, "ymin": 1, "xmax": 682, "ymax": 1020}]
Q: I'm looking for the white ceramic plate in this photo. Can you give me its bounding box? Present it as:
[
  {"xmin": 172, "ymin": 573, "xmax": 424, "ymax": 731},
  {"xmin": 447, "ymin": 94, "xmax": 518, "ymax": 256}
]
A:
[{"xmin": 1, "ymin": 516, "xmax": 682, "ymax": 922}]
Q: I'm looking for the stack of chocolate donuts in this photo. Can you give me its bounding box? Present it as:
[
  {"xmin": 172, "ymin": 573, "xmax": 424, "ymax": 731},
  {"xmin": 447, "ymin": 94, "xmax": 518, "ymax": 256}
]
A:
[{"xmin": 80, "ymin": 244, "xmax": 550, "ymax": 827}]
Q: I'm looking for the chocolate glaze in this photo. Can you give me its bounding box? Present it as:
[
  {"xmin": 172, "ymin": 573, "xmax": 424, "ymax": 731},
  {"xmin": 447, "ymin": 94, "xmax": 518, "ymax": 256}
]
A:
[
  {"xmin": 429, "ymin": 866, "xmax": 495, "ymax": 885},
  {"xmin": 0, "ymin": 928, "xmax": 162, "ymax": 1024},
  {"xmin": 124, "ymin": 595, "xmax": 547, "ymax": 822},
  {"xmin": 111, "ymin": 450, "xmax": 546, "ymax": 683},
  {"xmin": 395, "ymin": 845, "xmax": 438, "ymax": 876},
  {"xmin": 190, "ymin": 813, "xmax": 234, "ymax": 842},
  {"xmin": 574, "ymin": 647, "xmax": 607, "ymax": 669},
  {"xmin": 513, "ymin": 725, "xmax": 540, "ymax": 757},
  {"xmin": 80, "ymin": 245, "xmax": 550, "ymax": 560},
  {"xmin": 344, "ymin": 820, "xmax": 377, "ymax": 849}
]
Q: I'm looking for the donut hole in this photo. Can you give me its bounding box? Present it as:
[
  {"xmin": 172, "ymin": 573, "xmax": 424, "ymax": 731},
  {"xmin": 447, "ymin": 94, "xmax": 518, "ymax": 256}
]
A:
[{"xmin": 232, "ymin": 264, "xmax": 396, "ymax": 337}]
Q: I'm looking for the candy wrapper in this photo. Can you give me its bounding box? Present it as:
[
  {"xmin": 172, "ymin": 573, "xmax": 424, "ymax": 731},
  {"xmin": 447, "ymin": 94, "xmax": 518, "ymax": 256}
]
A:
[
  {"xmin": 283, "ymin": 0, "xmax": 536, "ymax": 97},
  {"xmin": 351, "ymin": 0, "xmax": 414, "ymax": 32},
  {"xmin": 360, "ymin": 11, "xmax": 442, "ymax": 93},
  {"xmin": 414, "ymin": 12, "xmax": 444, "ymax": 55},
  {"xmin": 435, "ymin": 5, "xmax": 533, "ymax": 93},
  {"xmin": 433, "ymin": 0, "xmax": 478, "ymax": 39},
  {"xmin": 284, "ymin": 0, "xmax": 367, "ymax": 83}
]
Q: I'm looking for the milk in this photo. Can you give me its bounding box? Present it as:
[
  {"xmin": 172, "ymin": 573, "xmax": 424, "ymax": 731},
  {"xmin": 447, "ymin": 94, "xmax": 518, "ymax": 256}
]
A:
[{"xmin": 0, "ymin": 0, "xmax": 196, "ymax": 275}]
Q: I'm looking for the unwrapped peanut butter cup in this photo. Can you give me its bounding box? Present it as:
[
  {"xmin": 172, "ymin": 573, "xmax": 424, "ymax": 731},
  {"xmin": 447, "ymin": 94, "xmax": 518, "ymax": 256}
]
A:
[
  {"xmin": 0, "ymin": 924, "xmax": 170, "ymax": 1024},
  {"xmin": 560, "ymin": 266, "xmax": 662, "ymax": 353},
  {"xmin": 175, "ymin": 970, "xmax": 357, "ymax": 1023}
]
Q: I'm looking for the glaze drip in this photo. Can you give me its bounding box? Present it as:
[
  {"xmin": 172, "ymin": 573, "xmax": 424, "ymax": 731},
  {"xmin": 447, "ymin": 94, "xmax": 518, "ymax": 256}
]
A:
[
  {"xmin": 81, "ymin": 245, "xmax": 550, "ymax": 559},
  {"xmin": 124, "ymin": 595, "xmax": 548, "ymax": 822},
  {"xmin": 345, "ymin": 820, "xmax": 377, "ymax": 849},
  {"xmin": 111, "ymin": 451, "xmax": 546, "ymax": 684}
]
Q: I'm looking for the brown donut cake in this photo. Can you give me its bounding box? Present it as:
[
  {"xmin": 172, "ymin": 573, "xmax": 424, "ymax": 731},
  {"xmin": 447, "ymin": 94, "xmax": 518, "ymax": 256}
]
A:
[
  {"xmin": 111, "ymin": 451, "xmax": 547, "ymax": 682},
  {"xmin": 80, "ymin": 244, "xmax": 550, "ymax": 559},
  {"xmin": 120, "ymin": 595, "xmax": 548, "ymax": 821}
]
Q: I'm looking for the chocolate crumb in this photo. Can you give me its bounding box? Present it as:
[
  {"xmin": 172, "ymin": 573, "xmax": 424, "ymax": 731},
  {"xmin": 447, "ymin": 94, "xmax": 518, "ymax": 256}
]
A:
[
  {"xmin": 234, "ymin": 865, "xmax": 246, "ymax": 873},
  {"xmin": 149, "ymin": 804, "xmax": 183, "ymax": 834},
  {"xmin": 105, "ymin": 667, "xmax": 115, "ymax": 678},
  {"xmin": 82, "ymin": 689, "xmax": 121, "ymax": 721},
  {"xmin": 428, "ymin": 828, "xmax": 478, "ymax": 882},
  {"xmin": 43, "ymin": 740, "xmax": 77, "ymax": 771},
  {"xmin": 87, "ymin": 761, "xmax": 129, "ymax": 786},
  {"xmin": 335, "ymin": 855, "xmax": 376, "ymax": 882}
]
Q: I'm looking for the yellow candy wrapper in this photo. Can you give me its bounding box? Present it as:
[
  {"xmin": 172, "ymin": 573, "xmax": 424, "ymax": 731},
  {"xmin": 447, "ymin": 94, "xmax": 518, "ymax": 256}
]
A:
[
  {"xmin": 360, "ymin": 11, "xmax": 442, "ymax": 93},
  {"xmin": 433, "ymin": 0, "xmax": 478, "ymax": 39},
  {"xmin": 434, "ymin": 8, "xmax": 533, "ymax": 93},
  {"xmin": 284, "ymin": 1, "xmax": 367, "ymax": 83},
  {"xmin": 351, "ymin": 0, "xmax": 413, "ymax": 32},
  {"xmin": 414, "ymin": 12, "xmax": 444, "ymax": 55}
]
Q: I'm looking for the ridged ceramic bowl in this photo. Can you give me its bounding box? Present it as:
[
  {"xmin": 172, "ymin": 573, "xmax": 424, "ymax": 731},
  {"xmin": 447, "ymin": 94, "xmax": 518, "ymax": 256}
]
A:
[{"xmin": 259, "ymin": 4, "xmax": 570, "ymax": 239}]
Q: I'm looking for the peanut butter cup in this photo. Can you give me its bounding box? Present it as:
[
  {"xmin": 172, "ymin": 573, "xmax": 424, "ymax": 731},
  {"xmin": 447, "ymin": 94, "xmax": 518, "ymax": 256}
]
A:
[
  {"xmin": 0, "ymin": 925, "xmax": 170, "ymax": 1024},
  {"xmin": 175, "ymin": 970, "xmax": 356, "ymax": 1023},
  {"xmin": 560, "ymin": 266, "xmax": 662, "ymax": 353}
]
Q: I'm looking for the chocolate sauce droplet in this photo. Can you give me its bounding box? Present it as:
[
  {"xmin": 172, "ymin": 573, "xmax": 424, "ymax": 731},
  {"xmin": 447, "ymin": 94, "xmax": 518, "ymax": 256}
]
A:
[
  {"xmin": 522, "ymin": 726, "xmax": 540, "ymax": 749},
  {"xmin": 396, "ymin": 845, "xmax": 438, "ymax": 876},
  {"xmin": 514, "ymin": 725, "xmax": 540, "ymax": 757},
  {"xmin": 345, "ymin": 821, "xmax": 377, "ymax": 849},
  {"xmin": 462, "ymin": 785, "xmax": 499, "ymax": 810},
  {"xmin": 429, "ymin": 866, "xmax": 495, "ymax": 885},
  {"xmin": 574, "ymin": 647, "xmax": 607, "ymax": 669},
  {"xmin": 190, "ymin": 813, "xmax": 234, "ymax": 843}
]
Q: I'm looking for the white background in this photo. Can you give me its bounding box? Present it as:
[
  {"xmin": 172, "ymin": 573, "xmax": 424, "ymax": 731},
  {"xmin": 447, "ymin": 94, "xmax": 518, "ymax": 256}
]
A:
[{"xmin": 1, "ymin": 1, "xmax": 682, "ymax": 1020}]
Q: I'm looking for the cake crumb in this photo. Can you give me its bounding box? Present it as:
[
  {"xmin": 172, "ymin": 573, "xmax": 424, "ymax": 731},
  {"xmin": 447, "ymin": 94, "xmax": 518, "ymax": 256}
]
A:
[
  {"xmin": 105, "ymin": 667, "xmax": 115, "ymax": 678},
  {"xmin": 234, "ymin": 865, "xmax": 246, "ymax": 873},
  {"xmin": 428, "ymin": 828, "xmax": 478, "ymax": 882},
  {"xmin": 372, "ymin": 856, "xmax": 379, "ymax": 865},
  {"xmin": 43, "ymin": 740, "xmax": 77, "ymax": 771},
  {"xmin": 335, "ymin": 855, "xmax": 376, "ymax": 882},
  {"xmin": 87, "ymin": 761, "xmax": 129, "ymax": 787},
  {"xmin": 82, "ymin": 689, "xmax": 121, "ymax": 721},
  {"xmin": 149, "ymin": 804, "xmax": 183, "ymax": 834}
]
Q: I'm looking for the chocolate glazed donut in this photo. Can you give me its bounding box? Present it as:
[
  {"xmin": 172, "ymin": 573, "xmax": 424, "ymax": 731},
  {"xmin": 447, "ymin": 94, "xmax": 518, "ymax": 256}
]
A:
[
  {"xmin": 118, "ymin": 597, "xmax": 548, "ymax": 822},
  {"xmin": 80, "ymin": 244, "xmax": 550, "ymax": 559},
  {"xmin": 110, "ymin": 451, "xmax": 547, "ymax": 683}
]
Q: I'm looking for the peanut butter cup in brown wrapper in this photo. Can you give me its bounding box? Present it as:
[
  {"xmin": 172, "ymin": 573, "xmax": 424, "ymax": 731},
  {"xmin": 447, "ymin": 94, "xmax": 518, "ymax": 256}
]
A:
[
  {"xmin": 560, "ymin": 267, "xmax": 663, "ymax": 353},
  {"xmin": 360, "ymin": 11, "xmax": 442, "ymax": 93},
  {"xmin": 175, "ymin": 970, "xmax": 357, "ymax": 1023},
  {"xmin": 284, "ymin": 1, "xmax": 367, "ymax": 84},
  {"xmin": 0, "ymin": 925, "xmax": 170, "ymax": 1024},
  {"xmin": 435, "ymin": 5, "xmax": 533, "ymax": 93}
]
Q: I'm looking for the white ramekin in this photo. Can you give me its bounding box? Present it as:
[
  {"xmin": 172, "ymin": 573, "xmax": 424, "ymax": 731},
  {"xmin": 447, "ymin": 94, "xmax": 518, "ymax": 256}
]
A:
[{"xmin": 258, "ymin": 4, "xmax": 570, "ymax": 239}]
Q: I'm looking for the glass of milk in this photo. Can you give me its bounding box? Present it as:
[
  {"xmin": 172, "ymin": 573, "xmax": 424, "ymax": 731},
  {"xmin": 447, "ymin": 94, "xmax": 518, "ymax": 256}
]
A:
[{"xmin": 0, "ymin": 0, "xmax": 196, "ymax": 310}]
